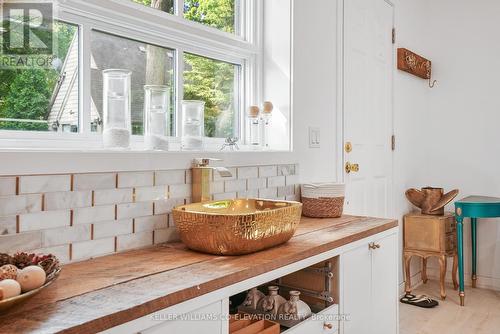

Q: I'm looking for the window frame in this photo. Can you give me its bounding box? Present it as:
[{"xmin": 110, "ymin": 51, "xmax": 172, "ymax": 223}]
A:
[{"xmin": 0, "ymin": 0, "xmax": 263, "ymax": 151}]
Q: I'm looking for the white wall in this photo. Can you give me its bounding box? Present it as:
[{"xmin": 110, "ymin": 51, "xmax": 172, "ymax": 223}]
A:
[
  {"xmin": 421, "ymin": 0, "xmax": 500, "ymax": 290},
  {"xmin": 292, "ymin": 0, "xmax": 338, "ymax": 182},
  {"xmin": 392, "ymin": 0, "xmax": 432, "ymax": 287}
]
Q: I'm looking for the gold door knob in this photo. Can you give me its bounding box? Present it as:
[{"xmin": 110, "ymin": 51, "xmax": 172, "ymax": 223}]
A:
[
  {"xmin": 345, "ymin": 162, "xmax": 360, "ymax": 174},
  {"xmin": 369, "ymin": 242, "xmax": 381, "ymax": 250},
  {"xmin": 324, "ymin": 323, "xmax": 333, "ymax": 330}
]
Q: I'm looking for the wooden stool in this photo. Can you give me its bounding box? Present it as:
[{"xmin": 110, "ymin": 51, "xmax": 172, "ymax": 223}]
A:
[{"xmin": 403, "ymin": 212, "xmax": 458, "ymax": 300}]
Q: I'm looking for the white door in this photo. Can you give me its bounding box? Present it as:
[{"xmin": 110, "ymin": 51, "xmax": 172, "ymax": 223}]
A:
[
  {"xmin": 343, "ymin": 0, "xmax": 394, "ymax": 218},
  {"xmin": 371, "ymin": 233, "xmax": 398, "ymax": 334}
]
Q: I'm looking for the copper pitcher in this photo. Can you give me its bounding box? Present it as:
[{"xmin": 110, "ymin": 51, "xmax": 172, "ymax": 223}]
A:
[{"xmin": 405, "ymin": 187, "xmax": 459, "ymax": 215}]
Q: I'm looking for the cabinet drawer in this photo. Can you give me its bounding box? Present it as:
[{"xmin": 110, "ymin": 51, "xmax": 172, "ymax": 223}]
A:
[
  {"xmin": 445, "ymin": 219, "xmax": 456, "ymax": 233},
  {"xmin": 141, "ymin": 301, "xmax": 223, "ymax": 334},
  {"xmin": 445, "ymin": 232, "xmax": 456, "ymax": 252},
  {"xmin": 283, "ymin": 304, "xmax": 338, "ymax": 334}
]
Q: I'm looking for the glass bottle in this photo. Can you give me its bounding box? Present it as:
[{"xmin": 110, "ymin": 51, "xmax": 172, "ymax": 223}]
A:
[
  {"xmin": 247, "ymin": 106, "xmax": 260, "ymax": 148},
  {"xmin": 261, "ymin": 101, "xmax": 273, "ymax": 150},
  {"xmin": 102, "ymin": 69, "xmax": 132, "ymax": 149},
  {"xmin": 181, "ymin": 100, "xmax": 205, "ymax": 151},
  {"xmin": 144, "ymin": 85, "xmax": 169, "ymax": 151}
]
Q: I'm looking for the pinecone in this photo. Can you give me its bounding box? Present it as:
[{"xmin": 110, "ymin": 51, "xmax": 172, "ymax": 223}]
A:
[
  {"xmin": 37, "ymin": 255, "xmax": 60, "ymax": 277},
  {"xmin": 12, "ymin": 252, "xmax": 36, "ymax": 269},
  {"xmin": 0, "ymin": 253, "xmax": 13, "ymax": 266}
]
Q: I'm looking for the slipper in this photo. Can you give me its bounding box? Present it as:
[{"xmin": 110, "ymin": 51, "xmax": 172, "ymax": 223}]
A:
[{"xmin": 400, "ymin": 294, "xmax": 439, "ymax": 308}]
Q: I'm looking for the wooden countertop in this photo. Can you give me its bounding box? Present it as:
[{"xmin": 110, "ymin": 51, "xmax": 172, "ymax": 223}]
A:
[{"xmin": 0, "ymin": 215, "xmax": 397, "ymax": 334}]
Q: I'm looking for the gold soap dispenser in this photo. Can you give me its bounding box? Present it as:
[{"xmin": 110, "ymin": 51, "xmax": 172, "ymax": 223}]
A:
[{"xmin": 191, "ymin": 158, "xmax": 232, "ymax": 203}]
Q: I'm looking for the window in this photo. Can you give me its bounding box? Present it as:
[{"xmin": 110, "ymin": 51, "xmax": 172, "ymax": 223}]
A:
[
  {"xmin": 184, "ymin": 0, "xmax": 240, "ymax": 34},
  {"xmin": 0, "ymin": 0, "xmax": 264, "ymax": 150},
  {"xmin": 131, "ymin": 0, "xmax": 174, "ymax": 15},
  {"xmin": 90, "ymin": 30, "xmax": 175, "ymax": 135},
  {"xmin": 183, "ymin": 53, "xmax": 240, "ymax": 138},
  {"xmin": 0, "ymin": 21, "xmax": 78, "ymax": 132}
]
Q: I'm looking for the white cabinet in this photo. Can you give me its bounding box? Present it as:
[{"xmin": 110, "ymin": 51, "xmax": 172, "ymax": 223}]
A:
[
  {"xmin": 283, "ymin": 304, "xmax": 339, "ymax": 334},
  {"xmin": 342, "ymin": 233, "xmax": 398, "ymax": 334},
  {"xmin": 140, "ymin": 300, "xmax": 225, "ymax": 334}
]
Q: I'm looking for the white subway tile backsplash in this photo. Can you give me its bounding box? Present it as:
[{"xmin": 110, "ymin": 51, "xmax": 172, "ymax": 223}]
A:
[
  {"xmin": 237, "ymin": 189, "xmax": 259, "ymax": 199},
  {"xmin": 278, "ymin": 185, "xmax": 295, "ymax": 197},
  {"xmin": 0, "ymin": 177, "xmax": 17, "ymax": 196},
  {"xmin": 19, "ymin": 175, "xmax": 70, "ymax": 194},
  {"xmin": 154, "ymin": 228, "xmax": 179, "ymax": 244},
  {"xmin": 279, "ymin": 164, "xmax": 297, "ymax": 176},
  {"xmin": 237, "ymin": 167, "xmax": 258, "ymax": 179},
  {"xmin": 0, "ymin": 232, "xmax": 41, "ymax": 253},
  {"xmin": 72, "ymin": 237, "xmax": 115, "ymax": 261},
  {"xmin": 73, "ymin": 173, "xmax": 116, "ymax": 190},
  {"xmin": 247, "ymin": 178, "xmax": 267, "ymax": 190},
  {"xmin": 267, "ymin": 176, "xmax": 286, "ymax": 188},
  {"xmin": 19, "ymin": 210, "xmax": 70, "ymax": 232},
  {"xmin": 73, "ymin": 205, "xmax": 115, "ymax": 225},
  {"xmin": 118, "ymin": 172, "xmax": 154, "ymax": 188},
  {"xmin": 154, "ymin": 198, "xmax": 185, "ymax": 215},
  {"xmin": 94, "ymin": 188, "xmax": 132, "ymax": 206},
  {"xmin": 213, "ymin": 192, "xmax": 237, "ymax": 201},
  {"xmin": 224, "ymin": 179, "xmax": 247, "ymax": 193},
  {"xmin": 135, "ymin": 214, "xmax": 168, "ymax": 232},
  {"xmin": 44, "ymin": 191, "xmax": 92, "ymax": 211},
  {"xmin": 155, "ymin": 170, "xmax": 186, "ymax": 185},
  {"xmin": 259, "ymin": 165, "xmax": 277, "ymax": 177},
  {"xmin": 259, "ymin": 187, "xmax": 278, "ymax": 199},
  {"xmin": 29, "ymin": 245, "xmax": 70, "ymax": 264},
  {"xmin": 135, "ymin": 186, "xmax": 168, "ymax": 202},
  {"xmin": 42, "ymin": 224, "xmax": 91, "ymax": 247},
  {"xmin": 117, "ymin": 231, "xmax": 153, "ymax": 252},
  {"xmin": 0, "ymin": 216, "xmax": 16, "ymax": 235},
  {"xmin": 93, "ymin": 219, "xmax": 133, "ymax": 239},
  {"xmin": 0, "ymin": 194, "xmax": 42, "ymax": 216},
  {"xmin": 0, "ymin": 163, "xmax": 300, "ymax": 263},
  {"xmin": 169, "ymin": 184, "xmax": 191, "ymax": 198},
  {"xmin": 210, "ymin": 181, "xmax": 224, "ymax": 195},
  {"xmin": 117, "ymin": 202, "xmax": 153, "ymax": 220},
  {"xmin": 285, "ymin": 174, "xmax": 300, "ymax": 186}
]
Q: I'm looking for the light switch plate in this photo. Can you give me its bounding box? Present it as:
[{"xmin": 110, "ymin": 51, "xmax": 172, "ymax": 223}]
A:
[{"xmin": 309, "ymin": 127, "xmax": 320, "ymax": 148}]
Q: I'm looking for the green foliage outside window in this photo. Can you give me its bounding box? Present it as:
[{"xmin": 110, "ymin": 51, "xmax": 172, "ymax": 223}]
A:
[{"xmin": 0, "ymin": 22, "xmax": 77, "ymax": 131}]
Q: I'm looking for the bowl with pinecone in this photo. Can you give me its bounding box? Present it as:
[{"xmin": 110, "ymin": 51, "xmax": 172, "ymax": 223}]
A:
[{"xmin": 0, "ymin": 252, "xmax": 61, "ymax": 312}]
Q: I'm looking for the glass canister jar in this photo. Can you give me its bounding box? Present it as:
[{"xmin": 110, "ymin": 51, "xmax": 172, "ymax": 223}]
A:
[
  {"xmin": 144, "ymin": 85, "xmax": 169, "ymax": 151},
  {"xmin": 181, "ymin": 100, "xmax": 205, "ymax": 151},
  {"xmin": 247, "ymin": 106, "xmax": 260, "ymax": 148},
  {"xmin": 102, "ymin": 69, "xmax": 132, "ymax": 149},
  {"xmin": 261, "ymin": 101, "xmax": 273, "ymax": 150}
]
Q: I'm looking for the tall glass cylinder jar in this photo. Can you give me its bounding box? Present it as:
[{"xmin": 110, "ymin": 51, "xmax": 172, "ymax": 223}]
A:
[
  {"xmin": 102, "ymin": 69, "xmax": 132, "ymax": 149},
  {"xmin": 181, "ymin": 100, "xmax": 205, "ymax": 151},
  {"xmin": 261, "ymin": 101, "xmax": 273, "ymax": 150},
  {"xmin": 247, "ymin": 106, "xmax": 260, "ymax": 148},
  {"xmin": 144, "ymin": 85, "xmax": 169, "ymax": 151}
]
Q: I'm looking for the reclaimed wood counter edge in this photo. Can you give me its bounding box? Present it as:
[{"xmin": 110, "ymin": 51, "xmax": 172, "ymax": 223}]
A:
[{"xmin": 0, "ymin": 216, "xmax": 398, "ymax": 334}]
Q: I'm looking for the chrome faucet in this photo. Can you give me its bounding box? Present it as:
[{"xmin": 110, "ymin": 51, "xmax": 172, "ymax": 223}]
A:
[{"xmin": 191, "ymin": 158, "xmax": 232, "ymax": 202}]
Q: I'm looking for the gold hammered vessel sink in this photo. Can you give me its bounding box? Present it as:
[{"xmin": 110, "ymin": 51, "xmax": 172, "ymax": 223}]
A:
[{"xmin": 172, "ymin": 199, "xmax": 303, "ymax": 255}]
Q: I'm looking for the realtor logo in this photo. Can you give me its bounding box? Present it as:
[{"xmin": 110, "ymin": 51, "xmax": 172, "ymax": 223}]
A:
[
  {"xmin": 1, "ymin": 0, "xmax": 53, "ymax": 54},
  {"xmin": 0, "ymin": 0, "xmax": 55, "ymax": 68}
]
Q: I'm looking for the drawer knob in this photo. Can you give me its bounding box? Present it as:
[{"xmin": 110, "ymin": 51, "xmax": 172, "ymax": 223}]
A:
[
  {"xmin": 324, "ymin": 323, "xmax": 334, "ymax": 330},
  {"xmin": 369, "ymin": 242, "xmax": 381, "ymax": 250}
]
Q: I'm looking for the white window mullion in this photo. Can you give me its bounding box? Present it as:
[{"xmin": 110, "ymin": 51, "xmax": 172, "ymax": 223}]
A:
[
  {"xmin": 80, "ymin": 23, "xmax": 92, "ymax": 134},
  {"xmin": 175, "ymin": 0, "xmax": 184, "ymax": 16},
  {"xmin": 176, "ymin": 49, "xmax": 185, "ymax": 138}
]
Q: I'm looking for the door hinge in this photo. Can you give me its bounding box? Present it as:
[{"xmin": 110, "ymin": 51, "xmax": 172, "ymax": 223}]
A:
[
  {"xmin": 391, "ymin": 135, "xmax": 396, "ymax": 151},
  {"xmin": 392, "ymin": 28, "xmax": 396, "ymax": 44}
]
